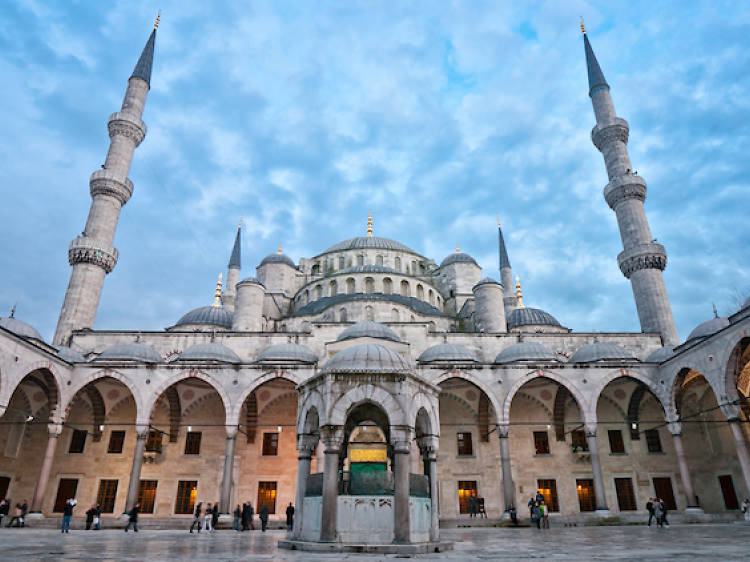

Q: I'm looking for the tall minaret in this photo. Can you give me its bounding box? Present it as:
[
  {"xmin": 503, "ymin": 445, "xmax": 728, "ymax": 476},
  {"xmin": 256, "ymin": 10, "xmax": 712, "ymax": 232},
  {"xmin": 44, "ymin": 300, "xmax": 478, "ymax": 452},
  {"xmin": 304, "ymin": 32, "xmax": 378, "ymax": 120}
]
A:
[
  {"xmin": 54, "ymin": 19, "xmax": 158, "ymax": 345},
  {"xmin": 583, "ymin": 24, "xmax": 678, "ymax": 345},
  {"xmin": 222, "ymin": 219, "xmax": 242, "ymax": 312},
  {"xmin": 497, "ymin": 217, "xmax": 517, "ymax": 316}
]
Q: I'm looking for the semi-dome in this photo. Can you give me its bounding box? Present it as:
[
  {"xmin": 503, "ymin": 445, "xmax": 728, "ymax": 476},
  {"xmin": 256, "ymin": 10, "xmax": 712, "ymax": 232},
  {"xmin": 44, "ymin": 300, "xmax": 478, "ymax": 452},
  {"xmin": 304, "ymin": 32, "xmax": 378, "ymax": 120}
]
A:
[
  {"xmin": 337, "ymin": 321, "xmax": 401, "ymax": 343},
  {"xmin": 687, "ymin": 317, "xmax": 730, "ymax": 342},
  {"xmin": 259, "ymin": 252, "xmax": 296, "ymax": 268},
  {"xmin": 176, "ymin": 342, "xmax": 241, "ymax": 363},
  {"xmin": 338, "ymin": 265, "xmax": 399, "ymax": 275},
  {"xmin": 440, "ymin": 252, "xmax": 478, "ymax": 268},
  {"xmin": 96, "ymin": 342, "xmax": 163, "ymax": 363},
  {"xmin": 322, "ymin": 343, "xmax": 411, "ymax": 374},
  {"xmin": 507, "ymin": 307, "xmax": 561, "ymax": 329},
  {"xmin": 237, "ymin": 276, "xmax": 264, "ymax": 286},
  {"xmin": 645, "ymin": 345, "xmax": 676, "ymax": 363},
  {"xmin": 473, "ymin": 277, "xmax": 502, "ymax": 290},
  {"xmin": 0, "ymin": 316, "xmax": 44, "ymax": 341},
  {"xmin": 569, "ymin": 342, "xmax": 636, "ymax": 363},
  {"xmin": 174, "ymin": 305, "xmax": 233, "ymax": 329},
  {"xmin": 257, "ymin": 343, "xmax": 317, "ymax": 363},
  {"xmin": 323, "ymin": 237, "xmax": 417, "ymax": 255},
  {"xmin": 494, "ymin": 342, "xmax": 556, "ymax": 364},
  {"xmin": 55, "ymin": 346, "xmax": 86, "ymax": 363},
  {"xmin": 418, "ymin": 343, "xmax": 478, "ymax": 363}
]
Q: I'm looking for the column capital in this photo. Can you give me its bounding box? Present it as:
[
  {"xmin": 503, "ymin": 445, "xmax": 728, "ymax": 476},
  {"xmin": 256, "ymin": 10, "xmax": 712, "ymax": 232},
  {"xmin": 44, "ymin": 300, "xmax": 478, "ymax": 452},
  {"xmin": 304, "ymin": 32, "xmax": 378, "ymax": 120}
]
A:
[
  {"xmin": 135, "ymin": 424, "xmax": 149, "ymax": 438},
  {"xmin": 584, "ymin": 423, "xmax": 598, "ymax": 437},
  {"xmin": 390, "ymin": 425, "xmax": 413, "ymax": 452},
  {"xmin": 417, "ymin": 435, "xmax": 439, "ymax": 459},
  {"xmin": 496, "ymin": 423, "xmax": 510, "ymax": 438},
  {"xmin": 225, "ymin": 426, "xmax": 239, "ymax": 439},
  {"xmin": 47, "ymin": 423, "xmax": 64, "ymax": 437},
  {"xmin": 297, "ymin": 433, "xmax": 318, "ymax": 458},
  {"xmin": 319, "ymin": 424, "xmax": 343, "ymax": 451},
  {"xmin": 666, "ymin": 421, "xmax": 682, "ymax": 436}
]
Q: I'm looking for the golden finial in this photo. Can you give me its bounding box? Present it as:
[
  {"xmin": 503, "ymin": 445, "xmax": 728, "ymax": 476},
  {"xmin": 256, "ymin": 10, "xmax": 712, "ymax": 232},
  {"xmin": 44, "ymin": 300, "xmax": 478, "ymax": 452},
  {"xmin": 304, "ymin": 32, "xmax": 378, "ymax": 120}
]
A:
[
  {"xmin": 277, "ymin": 244, "xmax": 283, "ymax": 255},
  {"xmin": 456, "ymin": 245, "xmax": 460, "ymax": 253},
  {"xmin": 212, "ymin": 273, "xmax": 223, "ymax": 307},
  {"xmin": 154, "ymin": 12, "xmax": 160, "ymax": 29},
  {"xmin": 515, "ymin": 275, "xmax": 525, "ymax": 308},
  {"xmin": 579, "ymin": 17, "xmax": 585, "ymax": 34},
  {"xmin": 367, "ymin": 211, "xmax": 373, "ymax": 237}
]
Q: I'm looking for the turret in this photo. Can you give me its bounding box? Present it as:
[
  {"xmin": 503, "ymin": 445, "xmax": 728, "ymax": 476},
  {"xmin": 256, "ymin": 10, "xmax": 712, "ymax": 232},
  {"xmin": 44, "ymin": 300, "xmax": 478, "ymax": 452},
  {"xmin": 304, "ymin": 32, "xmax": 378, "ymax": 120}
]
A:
[
  {"xmin": 256, "ymin": 244, "xmax": 298, "ymax": 294},
  {"xmin": 497, "ymin": 217, "xmax": 517, "ymax": 316},
  {"xmin": 54, "ymin": 19, "xmax": 159, "ymax": 345},
  {"xmin": 472, "ymin": 277, "xmax": 507, "ymax": 333},
  {"xmin": 222, "ymin": 219, "xmax": 242, "ymax": 312},
  {"xmin": 583, "ymin": 25, "xmax": 678, "ymax": 345},
  {"xmin": 233, "ymin": 277, "xmax": 265, "ymax": 331}
]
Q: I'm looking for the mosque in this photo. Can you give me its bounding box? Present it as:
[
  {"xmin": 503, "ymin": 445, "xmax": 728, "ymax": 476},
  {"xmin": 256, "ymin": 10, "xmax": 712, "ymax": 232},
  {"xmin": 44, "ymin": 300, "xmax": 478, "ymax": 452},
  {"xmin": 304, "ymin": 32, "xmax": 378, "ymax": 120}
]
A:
[{"xmin": 1, "ymin": 19, "xmax": 750, "ymax": 541}]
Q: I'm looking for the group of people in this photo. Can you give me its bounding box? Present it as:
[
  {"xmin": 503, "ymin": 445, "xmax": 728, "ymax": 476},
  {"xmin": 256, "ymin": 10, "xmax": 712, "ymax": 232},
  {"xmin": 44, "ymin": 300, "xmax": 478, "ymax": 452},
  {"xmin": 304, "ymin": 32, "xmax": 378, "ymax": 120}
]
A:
[
  {"xmin": 467, "ymin": 495, "xmax": 487, "ymax": 518},
  {"xmin": 0, "ymin": 498, "xmax": 28, "ymax": 528},
  {"xmin": 189, "ymin": 502, "xmax": 219, "ymax": 533},
  {"xmin": 528, "ymin": 491, "xmax": 550, "ymax": 529},
  {"xmin": 85, "ymin": 504, "xmax": 103, "ymax": 530},
  {"xmin": 189, "ymin": 501, "xmax": 291, "ymax": 533},
  {"xmin": 646, "ymin": 497, "xmax": 671, "ymax": 527}
]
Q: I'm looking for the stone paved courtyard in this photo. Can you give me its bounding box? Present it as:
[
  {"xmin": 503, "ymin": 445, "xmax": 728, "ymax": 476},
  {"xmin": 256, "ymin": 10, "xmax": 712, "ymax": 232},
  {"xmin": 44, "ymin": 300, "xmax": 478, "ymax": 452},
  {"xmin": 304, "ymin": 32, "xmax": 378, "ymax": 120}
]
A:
[{"xmin": 1, "ymin": 524, "xmax": 750, "ymax": 560}]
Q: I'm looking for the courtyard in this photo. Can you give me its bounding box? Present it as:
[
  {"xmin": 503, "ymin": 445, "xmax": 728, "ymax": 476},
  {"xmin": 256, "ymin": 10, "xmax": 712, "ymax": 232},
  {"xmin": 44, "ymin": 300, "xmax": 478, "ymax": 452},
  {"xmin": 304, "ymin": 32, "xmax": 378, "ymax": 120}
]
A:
[{"xmin": 1, "ymin": 524, "xmax": 749, "ymax": 560}]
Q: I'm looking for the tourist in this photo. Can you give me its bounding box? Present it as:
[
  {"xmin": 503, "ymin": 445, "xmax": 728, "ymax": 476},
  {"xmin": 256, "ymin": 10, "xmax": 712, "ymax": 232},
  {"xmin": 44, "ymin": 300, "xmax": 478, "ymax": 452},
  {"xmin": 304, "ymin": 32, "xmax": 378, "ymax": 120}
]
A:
[
  {"xmin": 531, "ymin": 501, "xmax": 541, "ymax": 529},
  {"xmin": 233, "ymin": 504, "xmax": 241, "ymax": 531},
  {"xmin": 286, "ymin": 502, "xmax": 294, "ymax": 532},
  {"xmin": 652, "ymin": 498, "xmax": 664, "ymax": 528},
  {"xmin": 243, "ymin": 501, "xmax": 255, "ymax": 530},
  {"xmin": 660, "ymin": 498, "xmax": 670, "ymax": 527},
  {"xmin": 85, "ymin": 505, "xmax": 96, "ymax": 530},
  {"xmin": 189, "ymin": 502, "xmax": 202, "ymax": 533},
  {"xmin": 61, "ymin": 498, "xmax": 74, "ymax": 533},
  {"xmin": 7, "ymin": 500, "xmax": 27, "ymax": 527},
  {"xmin": 202, "ymin": 503, "xmax": 213, "ymax": 532},
  {"xmin": 507, "ymin": 503, "xmax": 518, "ymax": 526},
  {"xmin": 540, "ymin": 500, "xmax": 549, "ymax": 529},
  {"xmin": 527, "ymin": 497, "xmax": 535, "ymax": 518},
  {"xmin": 259, "ymin": 503, "xmax": 269, "ymax": 532},
  {"xmin": 0, "ymin": 498, "xmax": 7, "ymax": 526},
  {"xmin": 124, "ymin": 502, "xmax": 139, "ymax": 532},
  {"xmin": 646, "ymin": 497, "xmax": 655, "ymax": 526},
  {"xmin": 211, "ymin": 503, "xmax": 219, "ymax": 530},
  {"xmin": 536, "ymin": 490, "xmax": 545, "ymax": 505},
  {"xmin": 742, "ymin": 498, "xmax": 750, "ymax": 521},
  {"xmin": 468, "ymin": 494, "xmax": 477, "ymax": 518},
  {"xmin": 478, "ymin": 496, "xmax": 487, "ymax": 518},
  {"xmin": 94, "ymin": 503, "xmax": 102, "ymax": 530}
]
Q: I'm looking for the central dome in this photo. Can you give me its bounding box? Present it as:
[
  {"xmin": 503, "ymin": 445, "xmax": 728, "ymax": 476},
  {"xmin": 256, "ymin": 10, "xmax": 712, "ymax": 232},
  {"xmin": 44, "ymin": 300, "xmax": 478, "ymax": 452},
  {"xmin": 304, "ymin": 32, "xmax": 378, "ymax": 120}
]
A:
[
  {"xmin": 323, "ymin": 236, "xmax": 418, "ymax": 255},
  {"xmin": 322, "ymin": 343, "xmax": 411, "ymax": 374},
  {"xmin": 174, "ymin": 305, "xmax": 233, "ymax": 329}
]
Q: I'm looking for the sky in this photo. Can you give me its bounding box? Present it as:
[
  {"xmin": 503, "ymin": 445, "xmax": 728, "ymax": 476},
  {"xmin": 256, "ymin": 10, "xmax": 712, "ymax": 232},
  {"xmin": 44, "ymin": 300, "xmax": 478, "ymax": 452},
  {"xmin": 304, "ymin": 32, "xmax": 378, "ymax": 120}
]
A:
[{"xmin": 1, "ymin": 0, "xmax": 749, "ymax": 342}]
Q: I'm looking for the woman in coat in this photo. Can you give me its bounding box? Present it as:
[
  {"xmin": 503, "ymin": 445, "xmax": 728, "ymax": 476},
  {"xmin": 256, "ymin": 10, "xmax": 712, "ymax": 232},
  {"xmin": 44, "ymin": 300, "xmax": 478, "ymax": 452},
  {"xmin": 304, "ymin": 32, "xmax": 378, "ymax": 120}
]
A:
[{"xmin": 233, "ymin": 505, "xmax": 241, "ymax": 531}]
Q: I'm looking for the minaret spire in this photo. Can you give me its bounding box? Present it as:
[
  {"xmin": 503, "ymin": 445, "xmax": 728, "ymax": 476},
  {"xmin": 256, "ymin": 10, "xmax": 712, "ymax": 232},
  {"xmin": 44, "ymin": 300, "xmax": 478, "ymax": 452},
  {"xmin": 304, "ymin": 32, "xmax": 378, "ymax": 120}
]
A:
[
  {"xmin": 222, "ymin": 218, "xmax": 242, "ymax": 312},
  {"xmin": 54, "ymin": 24, "xmax": 158, "ymax": 345},
  {"xmin": 584, "ymin": 29, "xmax": 678, "ymax": 345},
  {"xmin": 497, "ymin": 216, "xmax": 517, "ymax": 315}
]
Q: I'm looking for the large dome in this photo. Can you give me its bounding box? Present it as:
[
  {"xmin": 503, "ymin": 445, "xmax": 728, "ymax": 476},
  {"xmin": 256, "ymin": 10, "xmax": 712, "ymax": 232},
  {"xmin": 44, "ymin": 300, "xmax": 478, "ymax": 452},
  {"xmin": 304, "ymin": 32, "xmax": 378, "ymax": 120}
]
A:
[
  {"xmin": 322, "ymin": 343, "xmax": 411, "ymax": 374},
  {"xmin": 687, "ymin": 317, "xmax": 729, "ymax": 342},
  {"xmin": 259, "ymin": 253, "xmax": 296, "ymax": 268},
  {"xmin": 494, "ymin": 342, "xmax": 556, "ymax": 364},
  {"xmin": 0, "ymin": 316, "xmax": 43, "ymax": 341},
  {"xmin": 257, "ymin": 343, "xmax": 317, "ymax": 363},
  {"xmin": 174, "ymin": 306, "xmax": 233, "ymax": 329},
  {"xmin": 418, "ymin": 343, "xmax": 478, "ymax": 363},
  {"xmin": 337, "ymin": 321, "xmax": 401, "ymax": 343},
  {"xmin": 176, "ymin": 343, "xmax": 241, "ymax": 363},
  {"xmin": 96, "ymin": 343, "xmax": 163, "ymax": 363},
  {"xmin": 440, "ymin": 252, "xmax": 478, "ymax": 268},
  {"xmin": 507, "ymin": 307, "xmax": 561, "ymax": 329},
  {"xmin": 570, "ymin": 342, "xmax": 636, "ymax": 363},
  {"xmin": 323, "ymin": 236, "xmax": 417, "ymax": 255}
]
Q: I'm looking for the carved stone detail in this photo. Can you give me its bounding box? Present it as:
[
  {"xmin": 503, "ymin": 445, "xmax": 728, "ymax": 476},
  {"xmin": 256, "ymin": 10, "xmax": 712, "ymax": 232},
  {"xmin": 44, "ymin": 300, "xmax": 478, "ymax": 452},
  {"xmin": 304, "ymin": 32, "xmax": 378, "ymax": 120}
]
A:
[
  {"xmin": 617, "ymin": 243, "xmax": 667, "ymax": 278},
  {"xmin": 603, "ymin": 175, "xmax": 647, "ymax": 209},
  {"xmin": 68, "ymin": 236, "xmax": 118, "ymax": 273},
  {"xmin": 107, "ymin": 112, "xmax": 146, "ymax": 146},
  {"xmin": 89, "ymin": 170, "xmax": 134, "ymax": 206},
  {"xmin": 591, "ymin": 118, "xmax": 629, "ymax": 151}
]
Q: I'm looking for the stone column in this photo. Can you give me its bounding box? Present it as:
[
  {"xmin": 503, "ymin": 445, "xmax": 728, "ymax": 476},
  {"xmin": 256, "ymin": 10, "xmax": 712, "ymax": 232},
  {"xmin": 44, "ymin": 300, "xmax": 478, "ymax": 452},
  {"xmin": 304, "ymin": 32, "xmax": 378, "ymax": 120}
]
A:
[
  {"xmin": 125, "ymin": 426, "xmax": 148, "ymax": 512},
  {"xmin": 30, "ymin": 424, "xmax": 63, "ymax": 513},
  {"xmin": 729, "ymin": 419, "xmax": 750, "ymax": 497},
  {"xmin": 319, "ymin": 425, "xmax": 342, "ymax": 542},
  {"xmin": 585, "ymin": 425, "xmax": 610, "ymax": 514},
  {"xmin": 668, "ymin": 425, "xmax": 700, "ymax": 509},
  {"xmin": 498, "ymin": 425, "xmax": 515, "ymax": 512},
  {"xmin": 220, "ymin": 427, "xmax": 238, "ymax": 513},
  {"xmin": 293, "ymin": 435, "xmax": 317, "ymax": 539},
  {"xmin": 393, "ymin": 444, "xmax": 411, "ymax": 543},
  {"xmin": 418, "ymin": 436, "xmax": 439, "ymax": 542}
]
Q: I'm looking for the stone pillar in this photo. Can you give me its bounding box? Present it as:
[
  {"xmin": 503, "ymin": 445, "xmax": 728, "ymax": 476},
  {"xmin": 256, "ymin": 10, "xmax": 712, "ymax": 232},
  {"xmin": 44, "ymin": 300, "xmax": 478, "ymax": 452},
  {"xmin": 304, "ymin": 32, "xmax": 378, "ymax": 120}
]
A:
[
  {"xmin": 418, "ymin": 436, "xmax": 439, "ymax": 542},
  {"xmin": 585, "ymin": 425, "xmax": 610, "ymax": 514},
  {"xmin": 729, "ymin": 419, "xmax": 750, "ymax": 497},
  {"xmin": 220, "ymin": 428, "xmax": 238, "ymax": 513},
  {"xmin": 669, "ymin": 427, "xmax": 700, "ymax": 509},
  {"xmin": 319, "ymin": 425, "xmax": 342, "ymax": 542},
  {"xmin": 393, "ymin": 444, "xmax": 411, "ymax": 543},
  {"xmin": 498, "ymin": 425, "xmax": 515, "ymax": 512},
  {"xmin": 293, "ymin": 435, "xmax": 316, "ymax": 539},
  {"xmin": 30, "ymin": 424, "xmax": 63, "ymax": 513},
  {"xmin": 125, "ymin": 427, "xmax": 148, "ymax": 512}
]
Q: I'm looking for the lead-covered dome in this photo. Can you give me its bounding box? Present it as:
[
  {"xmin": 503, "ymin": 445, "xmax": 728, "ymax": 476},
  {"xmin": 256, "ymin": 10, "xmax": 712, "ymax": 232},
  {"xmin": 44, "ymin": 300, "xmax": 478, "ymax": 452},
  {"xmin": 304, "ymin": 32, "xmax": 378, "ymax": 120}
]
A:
[
  {"xmin": 570, "ymin": 342, "xmax": 636, "ymax": 363},
  {"xmin": 440, "ymin": 252, "xmax": 478, "ymax": 268},
  {"xmin": 322, "ymin": 343, "xmax": 411, "ymax": 374},
  {"xmin": 174, "ymin": 306, "xmax": 233, "ymax": 329},
  {"xmin": 260, "ymin": 253, "xmax": 296, "ymax": 268},
  {"xmin": 237, "ymin": 276, "xmax": 264, "ymax": 287},
  {"xmin": 687, "ymin": 317, "xmax": 729, "ymax": 342},
  {"xmin": 337, "ymin": 321, "xmax": 401, "ymax": 343},
  {"xmin": 323, "ymin": 237, "xmax": 417, "ymax": 254},
  {"xmin": 418, "ymin": 343, "xmax": 478, "ymax": 363},
  {"xmin": 176, "ymin": 343, "xmax": 241, "ymax": 363},
  {"xmin": 473, "ymin": 277, "xmax": 502, "ymax": 290},
  {"xmin": 96, "ymin": 342, "xmax": 163, "ymax": 363},
  {"xmin": 0, "ymin": 316, "xmax": 44, "ymax": 341},
  {"xmin": 494, "ymin": 342, "xmax": 556, "ymax": 364},
  {"xmin": 507, "ymin": 307, "xmax": 561, "ymax": 329},
  {"xmin": 645, "ymin": 345, "xmax": 676, "ymax": 363},
  {"xmin": 257, "ymin": 343, "xmax": 317, "ymax": 363},
  {"xmin": 56, "ymin": 345, "xmax": 86, "ymax": 363}
]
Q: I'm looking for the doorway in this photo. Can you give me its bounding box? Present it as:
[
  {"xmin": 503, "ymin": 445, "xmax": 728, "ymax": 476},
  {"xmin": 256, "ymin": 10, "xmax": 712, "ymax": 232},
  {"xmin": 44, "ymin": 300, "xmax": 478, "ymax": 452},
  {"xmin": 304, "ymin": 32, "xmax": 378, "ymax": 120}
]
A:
[
  {"xmin": 53, "ymin": 478, "xmax": 79, "ymax": 512},
  {"xmin": 652, "ymin": 477, "xmax": 676, "ymax": 510},
  {"xmin": 458, "ymin": 481, "xmax": 477, "ymax": 514},
  {"xmin": 718, "ymin": 475, "xmax": 739, "ymax": 510}
]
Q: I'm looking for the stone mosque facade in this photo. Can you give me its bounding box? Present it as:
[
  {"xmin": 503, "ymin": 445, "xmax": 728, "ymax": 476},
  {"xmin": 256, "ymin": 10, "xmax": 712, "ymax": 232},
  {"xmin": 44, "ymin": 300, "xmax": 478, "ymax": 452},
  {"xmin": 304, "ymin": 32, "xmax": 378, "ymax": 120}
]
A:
[{"xmin": 2, "ymin": 22, "xmax": 750, "ymax": 537}]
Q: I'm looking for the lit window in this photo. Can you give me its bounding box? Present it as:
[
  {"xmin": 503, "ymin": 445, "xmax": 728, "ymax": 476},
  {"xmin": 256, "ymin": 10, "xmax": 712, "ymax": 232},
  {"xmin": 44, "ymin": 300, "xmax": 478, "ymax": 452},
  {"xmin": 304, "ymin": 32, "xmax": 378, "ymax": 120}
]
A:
[
  {"xmin": 257, "ymin": 481, "xmax": 277, "ymax": 514},
  {"xmin": 175, "ymin": 480, "xmax": 197, "ymax": 514}
]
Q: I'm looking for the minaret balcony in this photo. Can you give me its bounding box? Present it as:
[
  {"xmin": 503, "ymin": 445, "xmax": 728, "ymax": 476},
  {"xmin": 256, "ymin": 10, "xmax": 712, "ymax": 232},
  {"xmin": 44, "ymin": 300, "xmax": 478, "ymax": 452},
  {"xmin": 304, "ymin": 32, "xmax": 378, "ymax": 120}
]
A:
[
  {"xmin": 68, "ymin": 236, "xmax": 119, "ymax": 273},
  {"xmin": 603, "ymin": 174, "xmax": 647, "ymax": 209},
  {"xmin": 591, "ymin": 117, "xmax": 629, "ymax": 151},
  {"xmin": 617, "ymin": 243, "xmax": 667, "ymax": 279},
  {"xmin": 107, "ymin": 112, "xmax": 146, "ymax": 146},
  {"xmin": 89, "ymin": 169, "xmax": 134, "ymax": 206}
]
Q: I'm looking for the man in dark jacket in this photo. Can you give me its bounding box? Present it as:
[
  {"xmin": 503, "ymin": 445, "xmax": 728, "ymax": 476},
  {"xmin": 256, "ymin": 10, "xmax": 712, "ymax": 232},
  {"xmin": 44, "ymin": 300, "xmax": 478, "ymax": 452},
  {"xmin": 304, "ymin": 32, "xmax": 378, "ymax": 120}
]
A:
[
  {"xmin": 94, "ymin": 503, "xmax": 102, "ymax": 530},
  {"xmin": 85, "ymin": 506, "xmax": 96, "ymax": 530},
  {"xmin": 211, "ymin": 503, "xmax": 219, "ymax": 529},
  {"xmin": 61, "ymin": 499, "xmax": 74, "ymax": 533},
  {"xmin": 0, "ymin": 499, "xmax": 7, "ymax": 526},
  {"xmin": 259, "ymin": 504, "xmax": 269, "ymax": 532},
  {"xmin": 646, "ymin": 498, "xmax": 655, "ymax": 526},
  {"xmin": 124, "ymin": 502, "xmax": 139, "ymax": 532},
  {"xmin": 189, "ymin": 502, "xmax": 202, "ymax": 533},
  {"xmin": 660, "ymin": 499, "xmax": 670, "ymax": 527},
  {"xmin": 243, "ymin": 502, "xmax": 255, "ymax": 530},
  {"xmin": 285, "ymin": 502, "xmax": 294, "ymax": 532}
]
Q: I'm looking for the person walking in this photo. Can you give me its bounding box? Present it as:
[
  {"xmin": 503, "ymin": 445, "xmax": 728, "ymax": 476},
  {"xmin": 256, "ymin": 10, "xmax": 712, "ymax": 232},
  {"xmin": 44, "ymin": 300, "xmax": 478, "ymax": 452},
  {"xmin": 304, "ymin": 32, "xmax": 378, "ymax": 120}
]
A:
[
  {"xmin": 0, "ymin": 498, "xmax": 7, "ymax": 527},
  {"xmin": 85, "ymin": 505, "xmax": 96, "ymax": 530},
  {"xmin": 535, "ymin": 490, "xmax": 545, "ymax": 505},
  {"xmin": 259, "ymin": 503, "xmax": 269, "ymax": 532},
  {"xmin": 531, "ymin": 501, "xmax": 541, "ymax": 529},
  {"xmin": 478, "ymin": 497, "xmax": 487, "ymax": 518},
  {"xmin": 190, "ymin": 502, "xmax": 202, "ymax": 533},
  {"xmin": 540, "ymin": 500, "xmax": 549, "ymax": 529},
  {"xmin": 285, "ymin": 502, "xmax": 294, "ymax": 532},
  {"xmin": 652, "ymin": 498, "xmax": 664, "ymax": 528},
  {"xmin": 94, "ymin": 503, "xmax": 102, "ymax": 530},
  {"xmin": 202, "ymin": 503, "xmax": 213, "ymax": 532},
  {"xmin": 247, "ymin": 502, "xmax": 255, "ymax": 530},
  {"xmin": 742, "ymin": 498, "xmax": 750, "ymax": 522},
  {"xmin": 124, "ymin": 502, "xmax": 139, "ymax": 532},
  {"xmin": 7, "ymin": 500, "xmax": 27, "ymax": 528},
  {"xmin": 527, "ymin": 497, "xmax": 535, "ymax": 519},
  {"xmin": 233, "ymin": 504, "xmax": 241, "ymax": 531},
  {"xmin": 660, "ymin": 498, "xmax": 670, "ymax": 527},
  {"xmin": 646, "ymin": 497, "xmax": 655, "ymax": 526},
  {"xmin": 468, "ymin": 494, "xmax": 477, "ymax": 518},
  {"xmin": 211, "ymin": 503, "xmax": 219, "ymax": 530},
  {"xmin": 61, "ymin": 499, "xmax": 74, "ymax": 533},
  {"xmin": 507, "ymin": 503, "xmax": 518, "ymax": 526}
]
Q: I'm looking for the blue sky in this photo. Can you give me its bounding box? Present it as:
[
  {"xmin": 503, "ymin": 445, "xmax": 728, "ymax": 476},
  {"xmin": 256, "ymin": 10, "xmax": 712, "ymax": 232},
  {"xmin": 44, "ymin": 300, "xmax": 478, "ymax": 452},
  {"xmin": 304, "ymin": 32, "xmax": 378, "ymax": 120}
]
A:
[{"xmin": 1, "ymin": 1, "xmax": 749, "ymax": 341}]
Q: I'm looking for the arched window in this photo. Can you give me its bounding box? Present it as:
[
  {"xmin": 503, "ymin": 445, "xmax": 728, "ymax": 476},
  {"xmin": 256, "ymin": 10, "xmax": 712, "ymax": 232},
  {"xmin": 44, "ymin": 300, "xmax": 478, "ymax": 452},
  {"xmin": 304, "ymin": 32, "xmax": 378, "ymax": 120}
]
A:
[
  {"xmin": 312, "ymin": 263, "xmax": 320, "ymax": 275},
  {"xmin": 417, "ymin": 284, "xmax": 424, "ymax": 300},
  {"xmin": 395, "ymin": 257, "xmax": 401, "ymax": 271},
  {"xmin": 391, "ymin": 308, "xmax": 400, "ymax": 321},
  {"xmin": 339, "ymin": 256, "xmax": 345, "ymax": 270},
  {"xmin": 315, "ymin": 285, "xmax": 323, "ymax": 299},
  {"xmin": 304, "ymin": 290, "xmax": 310, "ymax": 305},
  {"xmin": 383, "ymin": 278, "xmax": 393, "ymax": 294},
  {"xmin": 365, "ymin": 277, "xmax": 374, "ymax": 294},
  {"xmin": 346, "ymin": 277, "xmax": 356, "ymax": 294},
  {"xmin": 329, "ymin": 280, "xmax": 338, "ymax": 297},
  {"xmin": 365, "ymin": 306, "xmax": 375, "ymax": 321},
  {"xmin": 412, "ymin": 260, "xmax": 417, "ymax": 273},
  {"xmin": 376, "ymin": 255, "xmax": 384, "ymax": 266},
  {"xmin": 339, "ymin": 308, "xmax": 347, "ymax": 322},
  {"xmin": 400, "ymin": 280, "xmax": 409, "ymax": 297},
  {"xmin": 436, "ymin": 295, "xmax": 441, "ymax": 308},
  {"xmin": 357, "ymin": 254, "xmax": 365, "ymax": 266},
  {"xmin": 429, "ymin": 289, "xmax": 434, "ymax": 305}
]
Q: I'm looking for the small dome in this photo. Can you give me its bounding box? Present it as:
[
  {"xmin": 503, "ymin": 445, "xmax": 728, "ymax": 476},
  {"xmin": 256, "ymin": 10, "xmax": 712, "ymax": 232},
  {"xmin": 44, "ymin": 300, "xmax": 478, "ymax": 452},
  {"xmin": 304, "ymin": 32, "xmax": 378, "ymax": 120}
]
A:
[
  {"xmin": 238, "ymin": 277, "xmax": 264, "ymax": 287},
  {"xmin": 507, "ymin": 307, "xmax": 561, "ymax": 329},
  {"xmin": 687, "ymin": 317, "xmax": 730, "ymax": 342},
  {"xmin": 418, "ymin": 343, "xmax": 478, "ymax": 363},
  {"xmin": 259, "ymin": 253, "xmax": 296, "ymax": 268},
  {"xmin": 55, "ymin": 346, "xmax": 86, "ymax": 363},
  {"xmin": 322, "ymin": 343, "xmax": 411, "ymax": 374},
  {"xmin": 257, "ymin": 343, "xmax": 318, "ymax": 363},
  {"xmin": 494, "ymin": 342, "xmax": 556, "ymax": 364},
  {"xmin": 174, "ymin": 305, "xmax": 233, "ymax": 329},
  {"xmin": 570, "ymin": 342, "xmax": 636, "ymax": 363},
  {"xmin": 473, "ymin": 277, "xmax": 502, "ymax": 290},
  {"xmin": 96, "ymin": 343, "xmax": 163, "ymax": 363},
  {"xmin": 177, "ymin": 343, "xmax": 241, "ymax": 363},
  {"xmin": 0, "ymin": 316, "xmax": 44, "ymax": 341},
  {"xmin": 440, "ymin": 252, "xmax": 478, "ymax": 268},
  {"xmin": 337, "ymin": 321, "xmax": 401, "ymax": 343},
  {"xmin": 338, "ymin": 265, "xmax": 399, "ymax": 274},
  {"xmin": 323, "ymin": 237, "xmax": 417, "ymax": 254},
  {"xmin": 645, "ymin": 345, "xmax": 676, "ymax": 363}
]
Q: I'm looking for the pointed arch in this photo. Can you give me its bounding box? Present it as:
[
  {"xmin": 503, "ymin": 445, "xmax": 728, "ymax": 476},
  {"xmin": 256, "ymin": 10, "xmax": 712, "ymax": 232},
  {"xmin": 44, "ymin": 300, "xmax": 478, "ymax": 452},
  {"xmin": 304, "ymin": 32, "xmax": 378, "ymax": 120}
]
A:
[
  {"xmin": 432, "ymin": 370, "xmax": 502, "ymax": 423},
  {"xmin": 84, "ymin": 385, "xmax": 106, "ymax": 442},
  {"xmin": 164, "ymin": 386, "xmax": 181, "ymax": 442},
  {"xmin": 63, "ymin": 369, "xmax": 144, "ymax": 425},
  {"xmin": 146, "ymin": 370, "xmax": 231, "ymax": 427},
  {"xmin": 503, "ymin": 370, "xmax": 588, "ymax": 426},
  {"xmin": 328, "ymin": 384, "xmax": 406, "ymax": 427},
  {"xmin": 228, "ymin": 371, "xmax": 303, "ymax": 427}
]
